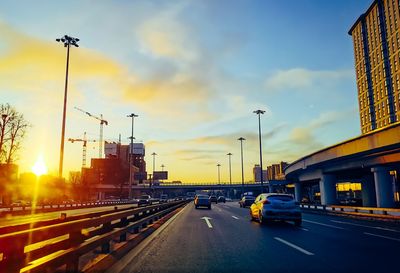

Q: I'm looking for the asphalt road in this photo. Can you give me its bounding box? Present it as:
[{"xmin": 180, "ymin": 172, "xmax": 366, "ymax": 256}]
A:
[
  {"xmin": 0, "ymin": 204, "xmax": 137, "ymax": 228},
  {"xmin": 109, "ymin": 201, "xmax": 400, "ymax": 273}
]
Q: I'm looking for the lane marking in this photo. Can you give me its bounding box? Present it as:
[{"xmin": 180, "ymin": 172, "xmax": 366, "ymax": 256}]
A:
[
  {"xmin": 232, "ymin": 216, "xmax": 239, "ymax": 220},
  {"xmin": 364, "ymin": 232, "xmax": 400, "ymax": 242},
  {"xmin": 274, "ymin": 237, "xmax": 314, "ymax": 255},
  {"xmin": 218, "ymin": 209, "xmax": 222, "ymax": 212},
  {"xmin": 303, "ymin": 219, "xmax": 346, "ymax": 230},
  {"xmin": 300, "ymin": 227, "xmax": 309, "ymax": 231},
  {"xmin": 331, "ymin": 220, "xmax": 400, "ymax": 233},
  {"xmin": 201, "ymin": 217, "xmax": 213, "ymax": 228}
]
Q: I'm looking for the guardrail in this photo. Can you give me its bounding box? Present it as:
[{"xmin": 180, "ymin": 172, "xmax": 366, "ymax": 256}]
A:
[
  {"xmin": 0, "ymin": 200, "xmax": 137, "ymax": 217},
  {"xmin": 300, "ymin": 204, "xmax": 400, "ymax": 218},
  {"xmin": 0, "ymin": 200, "xmax": 187, "ymax": 273}
]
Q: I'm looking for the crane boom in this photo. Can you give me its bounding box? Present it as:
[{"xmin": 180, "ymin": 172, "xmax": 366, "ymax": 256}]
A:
[
  {"xmin": 68, "ymin": 132, "xmax": 96, "ymax": 167},
  {"xmin": 74, "ymin": 107, "xmax": 108, "ymax": 158}
]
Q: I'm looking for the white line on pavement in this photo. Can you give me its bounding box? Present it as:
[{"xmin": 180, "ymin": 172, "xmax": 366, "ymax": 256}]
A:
[
  {"xmin": 303, "ymin": 219, "xmax": 346, "ymax": 230},
  {"xmin": 274, "ymin": 237, "xmax": 314, "ymax": 255},
  {"xmin": 331, "ymin": 220, "xmax": 400, "ymax": 233},
  {"xmin": 364, "ymin": 232, "xmax": 400, "ymax": 242},
  {"xmin": 300, "ymin": 227, "xmax": 309, "ymax": 231},
  {"xmin": 232, "ymin": 216, "xmax": 239, "ymax": 220},
  {"xmin": 201, "ymin": 217, "xmax": 213, "ymax": 228},
  {"xmin": 218, "ymin": 209, "xmax": 222, "ymax": 212}
]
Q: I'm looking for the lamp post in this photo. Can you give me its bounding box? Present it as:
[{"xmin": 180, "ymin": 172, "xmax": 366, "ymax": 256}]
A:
[
  {"xmin": 238, "ymin": 137, "xmax": 245, "ymax": 196},
  {"xmin": 253, "ymin": 110, "xmax": 265, "ymax": 192},
  {"xmin": 151, "ymin": 152, "xmax": 157, "ymax": 180},
  {"xmin": 227, "ymin": 153, "xmax": 232, "ymax": 185},
  {"xmin": 217, "ymin": 163, "xmax": 221, "ymax": 184},
  {"xmin": 127, "ymin": 113, "xmax": 138, "ymax": 199},
  {"xmin": 0, "ymin": 114, "xmax": 8, "ymax": 153},
  {"xmin": 161, "ymin": 164, "xmax": 165, "ymax": 171},
  {"xmin": 56, "ymin": 35, "xmax": 79, "ymax": 178}
]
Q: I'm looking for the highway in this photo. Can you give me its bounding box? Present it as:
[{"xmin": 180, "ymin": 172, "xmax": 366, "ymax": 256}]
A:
[
  {"xmin": 0, "ymin": 204, "xmax": 137, "ymax": 227},
  {"xmin": 108, "ymin": 201, "xmax": 400, "ymax": 273}
]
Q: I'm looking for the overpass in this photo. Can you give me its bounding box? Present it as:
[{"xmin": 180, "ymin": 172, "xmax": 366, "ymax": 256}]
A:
[{"xmin": 285, "ymin": 123, "xmax": 400, "ymax": 208}]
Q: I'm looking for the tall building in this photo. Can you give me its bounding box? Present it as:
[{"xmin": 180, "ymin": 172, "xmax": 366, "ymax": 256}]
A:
[
  {"xmin": 253, "ymin": 164, "xmax": 267, "ymax": 182},
  {"xmin": 348, "ymin": 0, "xmax": 400, "ymax": 134}
]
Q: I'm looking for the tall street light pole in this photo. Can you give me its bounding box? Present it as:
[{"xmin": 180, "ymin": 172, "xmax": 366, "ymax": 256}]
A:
[
  {"xmin": 227, "ymin": 153, "xmax": 232, "ymax": 185},
  {"xmin": 56, "ymin": 35, "xmax": 79, "ymax": 178},
  {"xmin": 127, "ymin": 113, "xmax": 138, "ymax": 199},
  {"xmin": 217, "ymin": 163, "xmax": 221, "ymax": 184},
  {"xmin": 161, "ymin": 164, "xmax": 165, "ymax": 171},
  {"xmin": 253, "ymin": 110, "xmax": 265, "ymax": 193},
  {"xmin": 238, "ymin": 137, "xmax": 245, "ymax": 196}
]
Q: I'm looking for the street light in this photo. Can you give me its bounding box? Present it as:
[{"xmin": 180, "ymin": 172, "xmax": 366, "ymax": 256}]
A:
[
  {"xmin": 217, "ymin": 163, "xmax": 221, "ymax": 184},
  {"xmin": 253, "ymin": 109, "xmax": 265, "ymax": 192},
  {"xmin": 161, "ymin": 164, "xmax": 165, "ymax": 171},
  {"xmin": 227, "ymin": 153, "xmax": 232, "ymax": 186},
  {"xmin": 56, "ymin": 35, "xmax": 79, "ymax": 178},
  {"xmin": 151, "ymin": 152, "xmax": 157, "ymax": 174},
  {"xmin": 238, "ymin": 137, "xmax": 245, "ymax": 196},
  {"xmin": 127, "ymin": 113, "xmax": 138, "ymax": 199},
  {"xmin": 0, "ymin": 114, "xmax": 8, "ymax": 152}
]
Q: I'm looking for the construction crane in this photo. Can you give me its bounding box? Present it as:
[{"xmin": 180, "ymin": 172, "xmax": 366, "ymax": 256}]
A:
[
  {"xmin": 74, "ymin": 107, "xmax": 108, "ymax": 158},
  {"xmin": 68, "ymin": 132, "xmax": 96, "ymax": 167}
]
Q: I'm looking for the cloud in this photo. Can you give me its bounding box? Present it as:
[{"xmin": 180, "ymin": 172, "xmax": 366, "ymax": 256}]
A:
[{"xmin": 264, "ymin": 68, "xmax": 354, "ymax": 92}]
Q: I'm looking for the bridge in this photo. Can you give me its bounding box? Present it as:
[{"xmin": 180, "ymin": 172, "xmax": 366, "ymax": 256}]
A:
[{"xmin": 285, "ymin": 123, "xmax": 400, "ymax": 208}]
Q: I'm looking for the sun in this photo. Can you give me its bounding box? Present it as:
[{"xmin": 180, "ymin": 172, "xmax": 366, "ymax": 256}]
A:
[{"xmin": 32, "ymin": 155, "xmax": 48, "ymax": 176}]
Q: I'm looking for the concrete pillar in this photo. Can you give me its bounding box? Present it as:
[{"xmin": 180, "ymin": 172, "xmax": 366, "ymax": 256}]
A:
[
  {"xmin": 319, "ymin": 174, "xmax": 337, "ymax": 205},
  {"xmin": 361, "ymin": 175, "xmax": 376, "ymax": 207},
  {"xmin": 372, "ymin": 167, "xmax": 395, "ymax": 208},
  {"xmin": 294, "ymin": 182, "xmax": 302, "ymax": 203}
]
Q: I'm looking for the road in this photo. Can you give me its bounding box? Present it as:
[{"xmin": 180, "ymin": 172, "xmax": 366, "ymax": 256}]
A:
[
  {"xmin": 0, "ymin": 204, "xmax": 137, "ymax": 227},
  {"xmin": 108, "ymin": 201, "xmax": 400, "ymax": 273}
]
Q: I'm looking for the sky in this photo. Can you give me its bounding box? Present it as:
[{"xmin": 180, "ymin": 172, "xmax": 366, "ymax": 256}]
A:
[{"xmin": 0, "ymin": 0, "xmax": 372, "ymax": 183}]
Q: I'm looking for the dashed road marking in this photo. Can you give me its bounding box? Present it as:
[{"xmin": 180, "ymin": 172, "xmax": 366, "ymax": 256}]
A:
[
  {"xmin": 303, "ymin": 219, "xmax": 346, "ymax": 230},
  {"xmin": 299, "ymin": 227, "xmax": 309, "ymax": 231},
  {"xmin": 331, "ymin": 220, "xmax": 400, "ymax": 233},
  {"xmin": 232, "ymin": 216, "xmax": 239, "ymax": 220},
  {"xmin": 364, "ymin": 232, "xmax": 400, "ymax": 242},
  {"xmin": 274, "ymin": 237, "xmax": 314, "ymax": 255}
]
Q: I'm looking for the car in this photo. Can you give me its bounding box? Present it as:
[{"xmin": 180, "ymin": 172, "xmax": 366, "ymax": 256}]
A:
[
  {"xmin": 138, "ymin": 195, "xmax": 152, "ymax": 206},
  {"xmin": 194, "ymin": 194, "xmax": 211, "ymax": 209},
  {"xmin": 239, "ymin": 196, "xmax": 255, "ymax": 208},
  {"xmin": 217, "ymin": 196, "xmax": 226, "ymax": 203},
  {"xmin": 160, "ymin": 194, "xmax": 168, "ymax": 203},
  {"xmin": 11, "ymin": 200, "xmax": 30, "ymax": 207},
  {"xmin": 250, "ymin": 193, "xmax": 302, "ymax": 226},
  {"xmin": 209, "ymin": 195, "xmax": 218, "ymax": 203}
]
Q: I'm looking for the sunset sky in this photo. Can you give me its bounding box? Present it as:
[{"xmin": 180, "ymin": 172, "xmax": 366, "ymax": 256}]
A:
[{"xmin": 0, "ymin": 0, "xmax": 371, "ymax": 182}]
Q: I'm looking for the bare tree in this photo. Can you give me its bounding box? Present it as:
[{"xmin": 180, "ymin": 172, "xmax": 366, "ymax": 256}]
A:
[{"xmin": 0, "ymin": 104, "xmax": 29, "ymax": 163}]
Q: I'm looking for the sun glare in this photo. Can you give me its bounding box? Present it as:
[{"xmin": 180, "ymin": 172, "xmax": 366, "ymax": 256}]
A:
[{"xmin": 32, "ymin": 155, "xmax": 48, "ymax": 176}]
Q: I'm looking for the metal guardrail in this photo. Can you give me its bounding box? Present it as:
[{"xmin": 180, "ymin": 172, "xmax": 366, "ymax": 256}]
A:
[
  {"xmin": 300, "ymin": 204, "xmax": 400, "ymax": 217},
  {"xmin": 0, "ymin": 200, "xmax": 137, "ymax": 217},
  {"xmin": 0, "ymin": 200, "xmax": 187, "ymax": 273}
]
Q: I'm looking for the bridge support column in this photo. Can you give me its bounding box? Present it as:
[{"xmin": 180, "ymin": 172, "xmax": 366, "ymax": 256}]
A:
[
  {"xmin": 372, "ymin": 167, "xmax": 395, "ymax": 208},
  {"xmin": 361, "ymin": 175, "xmax": 376, "ymax": 207},
  {"xmin": 319, "ymin": 174, "xmax": 337, "ymax": 205},
  {"xmin": 294, "ymin": 182, "xmax": 302, "ymax": 203}
]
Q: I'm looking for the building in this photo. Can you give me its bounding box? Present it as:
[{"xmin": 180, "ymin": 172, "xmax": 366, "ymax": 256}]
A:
[
  {"xmin": 266, "ymin": 162, "xmax": 288, "ymax": 180},
  {"xmin": 253, "ymin": 164, "xmax": 268, "ymax": 182},
  {"xmin": 349, "ymin": 0, "xmax": 400, "ymax": 134}
]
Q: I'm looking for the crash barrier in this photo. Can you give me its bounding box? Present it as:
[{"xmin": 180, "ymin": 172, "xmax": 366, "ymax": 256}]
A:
[
  {"xmin": 0, "ymin": 200, "xmax": 138, "ymax": 217},
  {"xmin": 0, "ymin": 200, "xmax": 187, "ymax": 273},
  {"xmin": 300, "ymin": 204, "xmax": 400, "ymax": 218}
]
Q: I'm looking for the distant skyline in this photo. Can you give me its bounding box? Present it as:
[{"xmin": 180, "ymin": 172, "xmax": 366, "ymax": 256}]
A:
[{"xmin": 0, "ymin": 0, "xmax": 371, "ymax": 182}]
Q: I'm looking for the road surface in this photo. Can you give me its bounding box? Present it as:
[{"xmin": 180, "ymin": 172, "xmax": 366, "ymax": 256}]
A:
[{"xmin": 108, "ymin": 201, "xmax": 400, "ymax": 273}]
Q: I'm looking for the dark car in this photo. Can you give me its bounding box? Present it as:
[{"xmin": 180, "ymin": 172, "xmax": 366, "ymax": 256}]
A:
[
  {"xmin": 209, "ymin": 195, "xmax": 218, "ymax": 204},
  {"xmin": 138, "ymin": 195, "xmax": 152, "ymax": 206},
  {"xmin": 194, "ymin": 194, "xmax": 211, "ymax": 209},
  {"xmin": 239, "ymin": 196, "xmax": 255, "ymax": 208},
  {"xmin": 217, "ymin": 196, "xmax": 226, "ymax": 203}
]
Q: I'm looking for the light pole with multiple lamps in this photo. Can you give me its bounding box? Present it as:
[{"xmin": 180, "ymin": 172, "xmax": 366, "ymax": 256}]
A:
[
  {"xmin": 161, "ymin": 164, "xmax": 165, "ymax": 171},
  {"xmin": 217, "ymin": 163, "xmax": 221, "ymax": 184},
  {"xmin": 227, "ymin": 153, "xmax": 232, "ymax": 185},
  {"xmin": 127, "ymin": 113, "xmax": 138, "ymax": 199},
  {"xmin": 56, "ymin": 35, "xmax": 79, "ymax": 178},
  {"xmin": 253, "ymin": 109, "xmax": 266, "ymax": 192},
  {"xmin": 238, "ymin": 137, "xmax": 245, "ymax": 196}
]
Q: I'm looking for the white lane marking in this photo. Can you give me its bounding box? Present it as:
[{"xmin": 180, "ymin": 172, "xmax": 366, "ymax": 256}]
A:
[
  {"xmin": 364, "ymin": 232, "xmax": 400, "ymax": 242},
  {"xmin": 331, "ymin": 220, "xmax": 400, "ymax": 233},
  {"xmin": 232, "ymin": 216, "xmax": 239, "ymax": 220},
  {"xmin": 274, "ymin": 237, "xmax": 314, "ymax": 256},
  {"xmin": 201, "ymin": 217, "xmax": 213, "ymax": 228},
  {"xmin": 300, "ymin": 227, "xmax": 309, "ymax": 231},
  {"xmin": 218, "ymin": 209, "xmax": 222, "ymax": 212},
  {"xmin": 303, "ymin": 219, "xmax": 346, "ymax": 230}
]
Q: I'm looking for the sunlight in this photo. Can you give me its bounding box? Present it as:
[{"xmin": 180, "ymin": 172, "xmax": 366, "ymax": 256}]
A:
[{"xmin": 32, "ymin": 155, "xmax": 47, "ymax": 176}]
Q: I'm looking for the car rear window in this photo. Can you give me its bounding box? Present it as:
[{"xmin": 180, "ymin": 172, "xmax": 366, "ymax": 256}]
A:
[
  {"xmin": 268, "ymin": 195, "xmax": 293, "ymax": 201},
  {"xmin": 197, "ymin": 195, "xmax": 209, "ymax": 199}
]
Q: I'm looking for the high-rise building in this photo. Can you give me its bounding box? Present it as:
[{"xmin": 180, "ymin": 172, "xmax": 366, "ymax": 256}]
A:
[
  {"xmin": 253, "ymin": 164, "xmax": 267, "ymax": 182},
  {"xmin": 348, "ymin": 0, "xmax": 400, "ymax": 134}
]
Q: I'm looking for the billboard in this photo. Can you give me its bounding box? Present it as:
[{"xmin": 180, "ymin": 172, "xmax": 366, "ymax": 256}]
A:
[
  {"xmin": 153, "ymin": 171, "xmax": 168, "ymax": 180},
  {"xmin": 129, "ymin": 143, "xmax": 145, "ymax": 155},
  {"xmin": 134, "ymin": 172, "xmax": 147, "ymax": 181}
]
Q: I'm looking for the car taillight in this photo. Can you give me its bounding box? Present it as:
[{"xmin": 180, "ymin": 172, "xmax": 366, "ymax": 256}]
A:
[{"xmin": 262, "ymin": 199, "xmax": 270, "ymax": 205}]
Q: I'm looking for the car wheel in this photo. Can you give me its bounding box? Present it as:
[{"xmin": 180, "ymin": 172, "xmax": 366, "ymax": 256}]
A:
[
  {"xmin": 208, "ymin": 205, "xmax": 211, "ymax": 210},
  {"xmin": 195, "ymin": 205, "xmax": 198, "ymax": 209},
  {"xmin": 259, "ymin": 212, "xmax": 265, "ymax": 225},
  {"xmin": 250, "ymin": 211, "xmax": 256, "ymax": 221},
  {"xmin": 294, "ymin": 219, "xmax": 302, "ymax": 227},
  {"xmin": 239, "ymin": 203, "xmax": 242, "ymax": 208}
]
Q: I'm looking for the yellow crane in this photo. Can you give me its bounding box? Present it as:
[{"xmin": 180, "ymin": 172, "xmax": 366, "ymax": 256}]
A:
[{"xmin": 68, "ymin": 132, "xmax": 96, "ymax": 167}]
